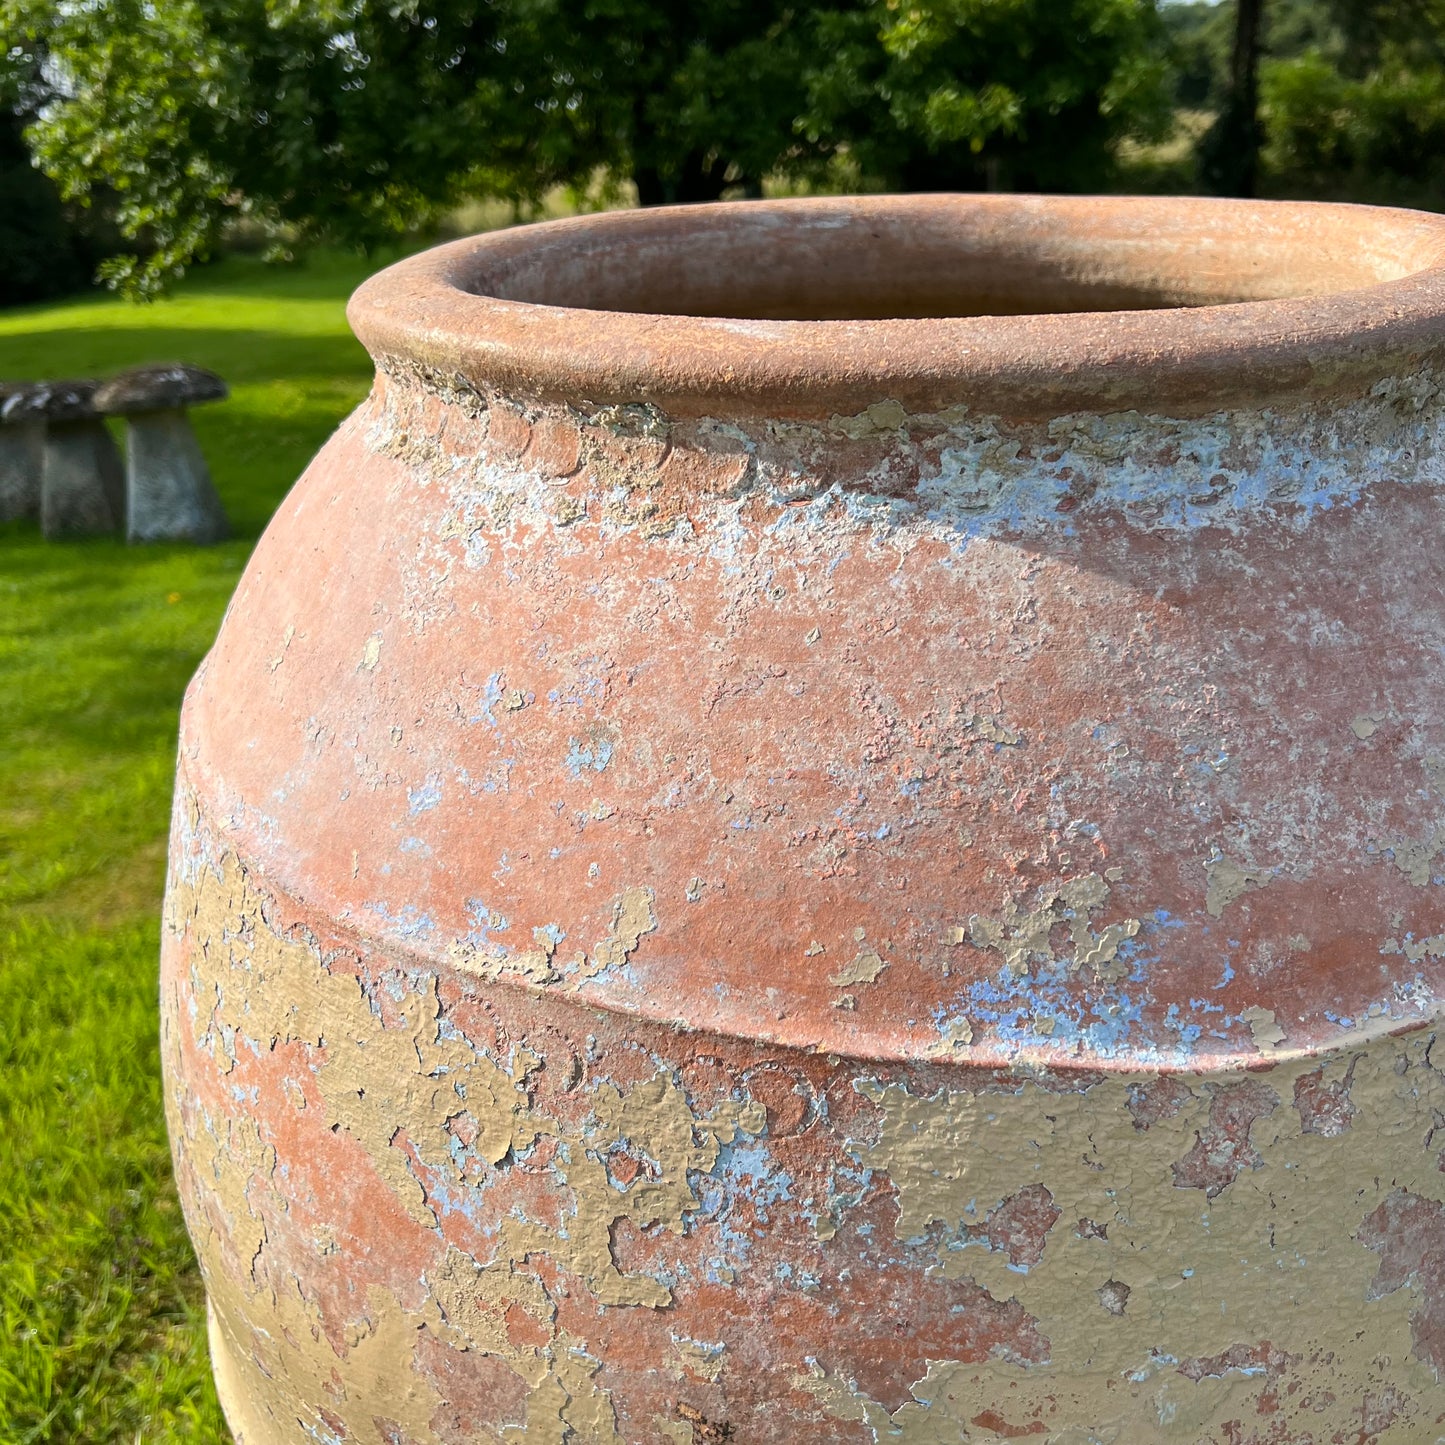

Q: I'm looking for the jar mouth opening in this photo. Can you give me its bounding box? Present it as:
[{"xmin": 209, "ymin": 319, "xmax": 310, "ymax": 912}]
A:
[
  {"xmin": 462, "ymin": 195, "xmax": 1434, "ymax": 321},
  {"xmin": 348, "ymin": 195, "xmax": 1445, "ymax": 417}
]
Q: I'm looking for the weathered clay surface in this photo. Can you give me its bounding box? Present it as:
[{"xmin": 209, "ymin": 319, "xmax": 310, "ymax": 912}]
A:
[{"xmin": 164, "ymin": 196, "xmax": 1445, "ymax": 1442}]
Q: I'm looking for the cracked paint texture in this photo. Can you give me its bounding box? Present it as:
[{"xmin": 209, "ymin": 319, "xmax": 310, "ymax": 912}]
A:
[
  {"xmin": 190, "ymin": 366, "xmax": 1445, "ymax": 1071},
  {"xmin": 165, "ymin": 311, "xmax": 1445, "ymax": 1440},
  {"xmin": 166, "ymin": 826, "xmax": 1445, "ymax": 1443}
]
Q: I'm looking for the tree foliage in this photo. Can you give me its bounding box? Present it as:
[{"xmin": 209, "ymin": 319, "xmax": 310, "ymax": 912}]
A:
[
  {"xmin": 10, "ymin": 0, "xmax": 578, "ymax": 292},
  {"xmin": 1255, "ymin": 0, "xmax": 1445, "ymax": 205},
  {"xmin": 1265, "ymin": 0, "xmax": 1445, "ymax": 206},
  {"xmin": 1159, "ymin": 0, "xmax": 1339, "ymax": 111},
  {"xmin": 802, "ymin": 0, "xmax": 1171, "ymax": 194},
  {"xmin": 1262, "ymin": 51, "xmax": 1445, "ymax": 205},
  {"xmin": 1160, "ymin": 0, "xmax": 1445, "ymax": 207},
  {"xmin": 0, "ymin": 43, "xmax": 94, "ymax": 305},
  {"xmin": 4, "ymin": 0, "xmax": 1174, "ymax": 295},
  {"xmin": 552, "ymin": 0, "xmax": 816, "ymax": 204}
]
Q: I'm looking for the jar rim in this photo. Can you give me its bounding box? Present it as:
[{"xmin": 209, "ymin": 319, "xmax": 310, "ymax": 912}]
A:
[{"xmin": 348, "ymin": 194, "xmax": 1445, "ymax": 419}]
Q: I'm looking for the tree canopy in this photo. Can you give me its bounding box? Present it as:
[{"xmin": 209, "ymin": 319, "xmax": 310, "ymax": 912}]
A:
[
  {"xmin": 0, "ymin": 40, "xmax": 116, "ymax": 304},
  {"xmin": 1165, "ymin": 0, "xmax": 1445, "ymax": 207},
  {"xmin": 803, "ymin": 0, "xmax": 1170, "ymax": 194},
  {"xmin": 4, "ymin": 0, "xmax": 1172, "ymax": 294}
]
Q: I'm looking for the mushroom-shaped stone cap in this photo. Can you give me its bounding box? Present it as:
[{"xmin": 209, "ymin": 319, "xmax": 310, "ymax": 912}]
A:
[
  {"xmin": 34, "ymin": 379, "xmax": 105, "ymax": 424},
  {"xmin": 94, "ymin": 363, "xmax": 228, "ymax": 415},
  {"xmin": 0, "ymin": 381, "xmax": 47, "ymax": 424}
]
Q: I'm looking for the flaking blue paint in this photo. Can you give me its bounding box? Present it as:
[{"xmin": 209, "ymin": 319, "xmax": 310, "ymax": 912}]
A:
[
  {"xmin": 407, "ymin": 775, "xmax": 443, "ymax": 816},
  {"xmin": 566, "ymin": 735, "xmax": 614, "ymax": 777},
  {"xmin": 467, "ymin": 672, "xmax": 504, "ymax": 727}
]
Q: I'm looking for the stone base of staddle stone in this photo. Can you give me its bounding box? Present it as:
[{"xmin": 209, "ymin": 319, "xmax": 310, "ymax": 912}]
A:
[
  {"xmin": 40, "ymin": 420, "xmax": 124, "ymax": 538},
  {"xmin": 0, "ymin": 420, "xmax": 44, "ymax": 523},
  {"xmin": 125, "ymin": 410, "xmax": 229, "ymax": 544}
]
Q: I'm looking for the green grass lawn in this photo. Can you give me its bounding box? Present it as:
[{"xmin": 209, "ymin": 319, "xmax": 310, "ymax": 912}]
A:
[{"xmin": 0, "ymin": 250, "xmax": 381, "ymax": 1442}]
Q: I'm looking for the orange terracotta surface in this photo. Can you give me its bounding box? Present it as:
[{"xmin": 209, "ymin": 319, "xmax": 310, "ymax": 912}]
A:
[{"xmin": 164, "ymin": 197, "xmax": 1445, "ymax": 1443}]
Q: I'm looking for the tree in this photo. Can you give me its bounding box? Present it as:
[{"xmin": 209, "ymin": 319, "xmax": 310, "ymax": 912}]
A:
[
  {"xmin": 7, "ymin": 0, "xmax": 575, "ymax": 293},
  {"xmin": 800, "ymin": 0, "xmax": 1172, "ymax": 195},
  {"xmin": 1321, "ymin": 0, "xmax": 1445, "ymax": 74},
  {"xmin": 1199, "ymin": 0, "xmax": 1266, "ymax": 196},
  {"xmin": 4, "ymin": 0, "xmax": 1173, "ymax": 296},
  {"xmin": 1159, "ymin": 2, "xmax": 1231, "ymax": 111},
  {"xmin": 1255, "ymin": 0, "xmax": 1445, "ymax": 206},
  {"xmin": 5, "ymin": 0, "xmax": 820, "ymax": 292},
  {"xmin": 0, "ymin": 42, "xmax": 94, "ymax": 305},
  {"xmin": 546, "ymin": 0, "xmax": 816, "ymax": 204}
]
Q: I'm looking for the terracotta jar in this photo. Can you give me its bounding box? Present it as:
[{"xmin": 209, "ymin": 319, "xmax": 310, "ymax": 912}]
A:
[{"xmin": 163, "ymin": 196, "xmax": 1445, "ymax": 1444}]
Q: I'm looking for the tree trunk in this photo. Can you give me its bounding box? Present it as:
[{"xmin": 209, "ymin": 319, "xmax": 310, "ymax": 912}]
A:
[
  {"xmin": 1202, "ymin": 0, "xmax": 1266, "ymax": 196},
  {"xmin": 1229, "ymin": 0, "xmax": 1265, "ymax": 195},
  {"xmin": 634, "ymin": 166, "xmax": 667, "ymax": 207},
  {"xmin": 633, "ymin": 152, "xmax": 730, "ymax": 206}
]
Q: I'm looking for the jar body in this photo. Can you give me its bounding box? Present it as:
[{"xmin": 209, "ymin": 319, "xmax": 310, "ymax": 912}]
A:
[{"xmin": 164, "ymin": 206, "xmax": 1445, "ymax": 1444}]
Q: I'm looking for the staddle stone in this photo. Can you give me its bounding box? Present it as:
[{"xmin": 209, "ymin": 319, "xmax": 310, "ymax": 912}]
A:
[
  {"xmin": 0, "ymin": 382, "xmax": 46, "ymax": 523},
  {"xmin": 38, "ymin": 380, "xmax": 124, "ymax": 538},
  {"xmin": 94, "ymin": 364, "xmax": 230, "ymax": 544}
]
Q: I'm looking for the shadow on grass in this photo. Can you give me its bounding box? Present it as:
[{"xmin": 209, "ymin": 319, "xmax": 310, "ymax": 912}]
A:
[{"xmin": 0, "ymin": 325, "xmax": 369, "ymax": 386}]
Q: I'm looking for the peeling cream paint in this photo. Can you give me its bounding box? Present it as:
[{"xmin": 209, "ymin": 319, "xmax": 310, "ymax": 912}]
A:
[
  {"xmin": 669, "ymin": 1334, "xmax": 727, "ymax": 1383},
  {"xmin": 167, "ymin": 848, "xmax": 768, "ymax": 1443},
  {"xmin": 447, "ymin": 884, "xmax": 658, "ymax": 990},
  {"xmin": 966, "ymin": 873, "xmax": 1139, "ymax": 981},
  {"xmin": 1204, "ymin": 850, "xmax": 1267, "ymax": 917},
  {"xmin": 829, "ymin": 947, "xmax": 888, "ymax": 987},
  {"xmin": 1425, "ymin": 754, "xmax": 1445, "ymax": 796},
  {"xmin": 267, "ymin": 622, "xmax": 295, "ymax": 673},
  {"xmin": 1241, "ymin": 1004, "xmax": 1287, "ymax": 1050},
  {"xmin": 583, "ymin": 885, "xmax": 658, "ymax": 981},
  {"xmin": 831, "ymin": 399, "xmax": 909, "ymax": 438},
  {"xmin": 165, "ymin": 834, "xmax": 1445, "ymax": 1444},
  {"xmin": 1386, "ymin": 827, "xmax": 1445, "ymax": 887},
  {"xmin": 1385, "ymin": 932, "xmax": 1445, "ymax": 963},
  {"xmin": 968, "ymin": 714, "xmax": 1021, "ymax": 746},
  {"xmin": 928, "ymin": 1016, "xmax": 975, "ymax": 1055},
  {"xmin": 818, "ymin": 1036, "xmax": 1445, "ymax": 1442}
]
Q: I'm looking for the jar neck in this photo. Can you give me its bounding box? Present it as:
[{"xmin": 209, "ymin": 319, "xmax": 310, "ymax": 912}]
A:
[{"xmin": 367, "ymin": 360, "xmax": 1445, "ymax": 542}]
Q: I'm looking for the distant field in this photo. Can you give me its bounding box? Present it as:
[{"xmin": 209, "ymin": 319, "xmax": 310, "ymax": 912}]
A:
[{"xmin": 0, "ymin": 250, "xmax": 380, "ymax": 1442}]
